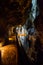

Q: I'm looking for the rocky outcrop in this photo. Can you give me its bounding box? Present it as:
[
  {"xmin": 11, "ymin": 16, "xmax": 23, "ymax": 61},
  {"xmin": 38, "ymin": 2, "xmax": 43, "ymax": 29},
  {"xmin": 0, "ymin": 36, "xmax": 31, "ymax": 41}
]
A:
[{"xmin": 0, "ymin": 44, "xmax": 18, "ymax": 65}]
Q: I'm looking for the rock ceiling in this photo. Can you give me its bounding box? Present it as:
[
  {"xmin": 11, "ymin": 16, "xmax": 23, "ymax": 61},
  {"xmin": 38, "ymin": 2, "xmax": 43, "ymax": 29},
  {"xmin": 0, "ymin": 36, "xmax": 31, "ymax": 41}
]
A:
[{"xmin": 0, "ymin": 0, "xmax": 31, "ymax": 26}]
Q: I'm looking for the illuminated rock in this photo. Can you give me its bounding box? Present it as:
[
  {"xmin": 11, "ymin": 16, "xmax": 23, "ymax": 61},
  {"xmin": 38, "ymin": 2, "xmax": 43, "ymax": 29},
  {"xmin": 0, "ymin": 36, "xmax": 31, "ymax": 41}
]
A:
[{"xmin": 0, "ymin": 44, "xmax": 18, "ymax": 65}]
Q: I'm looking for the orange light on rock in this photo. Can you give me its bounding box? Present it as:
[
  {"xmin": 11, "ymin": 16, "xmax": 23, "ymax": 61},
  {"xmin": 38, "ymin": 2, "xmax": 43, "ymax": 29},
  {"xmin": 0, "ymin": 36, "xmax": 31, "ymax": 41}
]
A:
[
  {"xmin": 8, "ymin": 36, "xmax": 16, "ymax": 41},
  {"xmin": 18, "ymin": 33, "xmax": 26, "ymax": 36},
  {"xmin": 8, "ymin": 38, "xmax": 13, "ymax": 41}
]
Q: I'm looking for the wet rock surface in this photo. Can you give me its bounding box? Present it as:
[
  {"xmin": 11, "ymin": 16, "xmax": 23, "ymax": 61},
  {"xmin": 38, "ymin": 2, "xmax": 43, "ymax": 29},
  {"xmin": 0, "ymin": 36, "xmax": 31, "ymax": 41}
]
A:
[{"xmin": 0, "ymin": 44, "xmax": 18, "ymax": 65}]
